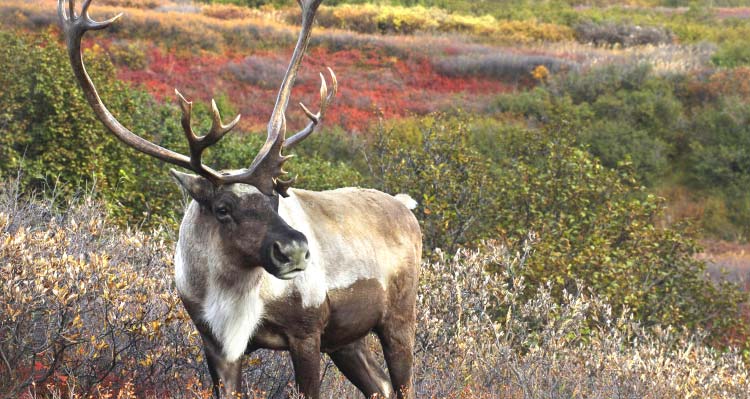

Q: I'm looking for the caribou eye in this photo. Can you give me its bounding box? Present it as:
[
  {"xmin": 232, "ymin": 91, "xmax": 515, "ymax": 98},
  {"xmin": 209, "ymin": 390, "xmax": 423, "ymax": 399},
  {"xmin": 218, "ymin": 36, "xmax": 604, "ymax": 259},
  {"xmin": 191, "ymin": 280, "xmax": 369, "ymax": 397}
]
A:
[{"xmin": 214, "ymin": 205, "xmax": 232, "ymax": 222}]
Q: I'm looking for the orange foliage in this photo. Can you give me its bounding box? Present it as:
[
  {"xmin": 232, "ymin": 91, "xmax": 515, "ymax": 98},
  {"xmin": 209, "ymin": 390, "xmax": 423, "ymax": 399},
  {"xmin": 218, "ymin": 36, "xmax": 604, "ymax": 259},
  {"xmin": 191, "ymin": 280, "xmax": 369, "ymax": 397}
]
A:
[{"xmin": 687, "ymin": 67, "xmax": 750, "ymax": 105}]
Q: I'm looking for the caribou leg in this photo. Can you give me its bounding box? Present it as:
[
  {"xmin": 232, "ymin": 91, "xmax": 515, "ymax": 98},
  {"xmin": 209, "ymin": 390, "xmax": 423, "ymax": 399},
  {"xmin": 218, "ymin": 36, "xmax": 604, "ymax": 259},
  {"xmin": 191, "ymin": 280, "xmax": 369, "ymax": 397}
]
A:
[
  {"xmin": 376, "ymin": 326, "xmax": 415, "ymax": 399},
  {"xmin": 329, "ymin": 338, "xmax": 393, "ymax": 398},
  {"xmin": 289, "ymin": 336, "xmax": 322, "ymax": 399},
  {"xmin": 202, "ymin": 337, "xmax": 243, "ymax": 398},
  {"xmin": 376, "ymin": 273, "xmax": 417, "ymax": 399},
  {"xmin": 180, "ymin": 296, "xmax": 243, "ymax": 398}
]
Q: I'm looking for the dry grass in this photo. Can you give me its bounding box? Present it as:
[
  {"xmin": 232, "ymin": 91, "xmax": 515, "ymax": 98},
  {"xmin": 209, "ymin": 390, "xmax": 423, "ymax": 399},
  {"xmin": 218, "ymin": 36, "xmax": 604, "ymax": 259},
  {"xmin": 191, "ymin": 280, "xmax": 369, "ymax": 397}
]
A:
[
  {"xmin": 2, "ymin": 180, "xmax": 749, "ymax": 398},
  {"xmin": 529, "ymin": 41, "xmax": 716, "ymax": 74},
  {"xmin": 698, "ymin": 240, "xmax": 750, "ymax": 285}
]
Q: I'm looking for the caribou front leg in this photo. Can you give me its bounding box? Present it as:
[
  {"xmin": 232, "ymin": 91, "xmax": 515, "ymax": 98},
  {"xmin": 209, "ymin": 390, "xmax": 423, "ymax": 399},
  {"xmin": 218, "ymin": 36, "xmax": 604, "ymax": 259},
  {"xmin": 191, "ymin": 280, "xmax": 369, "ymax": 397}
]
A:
[
  {"xmin": 289, "ymin": 336, "xmax": 322, "ymax": 399},
  {"xmin": 202, "ymin": 334, "xmax": 244, "ymax": 398}
]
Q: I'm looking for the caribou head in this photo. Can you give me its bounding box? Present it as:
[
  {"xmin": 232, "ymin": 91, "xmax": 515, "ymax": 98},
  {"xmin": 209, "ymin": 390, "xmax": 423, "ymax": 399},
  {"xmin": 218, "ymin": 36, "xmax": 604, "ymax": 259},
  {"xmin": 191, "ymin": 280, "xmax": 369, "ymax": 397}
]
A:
[
  {"xmin": 173, "ymin": 171, "xmax": 311, "ymax": 279},
  {"xmin": 58, "ymin": 0, "xmax": 335, "ymax": 279},
  {"xmin": 59, "ymin": 1, "xmax": 423, "ymax": 398}
]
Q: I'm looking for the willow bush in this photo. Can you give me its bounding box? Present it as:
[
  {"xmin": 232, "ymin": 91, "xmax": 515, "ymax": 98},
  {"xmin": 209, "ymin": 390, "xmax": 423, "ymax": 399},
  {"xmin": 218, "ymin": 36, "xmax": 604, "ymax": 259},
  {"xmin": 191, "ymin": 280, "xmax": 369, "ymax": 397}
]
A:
[{"xmin": 367, "ymin": 113, "xmax": 748, "ymax": 346}]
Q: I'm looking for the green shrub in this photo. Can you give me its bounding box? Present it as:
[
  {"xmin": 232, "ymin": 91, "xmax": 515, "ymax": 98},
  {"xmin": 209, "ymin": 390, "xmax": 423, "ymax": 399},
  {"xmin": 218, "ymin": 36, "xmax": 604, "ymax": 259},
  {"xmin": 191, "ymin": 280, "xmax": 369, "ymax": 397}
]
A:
[
  {"xmin": 367, "ymin": 113, "xmax": 747, "ymax": 343},
  {"xmin": 498, "ymin": 63, "xmax": 683, "ymax": 184},
  {"xmin": 582, "ymin": 120, "xmax": 670, "ymax": 183},
  {"xmin": 489, "ymin": 121, "xmax": 745, "ymax": 334},
  {"xmin": 0, "ymin": 29, "xmax": 362, "ymax": 227},
  {"xmin": 0, "ymin": 29, "xmax": 184, "ymax": 227},
  {"xmin": 686, "ymin": 98, "xmax": 750, "ymax": 239},
  {"xmin": 712, "ymin": 40, "xmax": 750, "ymax": 68},
  {"xmin": 550, "ymin": 62, "xmax": 653, "ymax": 105},
  {"xmin": 366, "ymin": 115, "xmax": 495, "ymax": 254},
  {"xmin": 108, "ymin": 39, "xmax": 148, "ymax": 69}
]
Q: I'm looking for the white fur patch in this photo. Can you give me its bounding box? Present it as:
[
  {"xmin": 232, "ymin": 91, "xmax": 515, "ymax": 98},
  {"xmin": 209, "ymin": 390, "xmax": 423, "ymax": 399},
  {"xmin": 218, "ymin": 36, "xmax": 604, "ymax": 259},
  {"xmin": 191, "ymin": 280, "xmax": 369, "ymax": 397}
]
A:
[
  {"xmin": 174, "ymin": 203, "xmax": 201, "ymax": 302},
  {"xmin": 229, "ymin": 184, "xmax": 262, "ymax": 197},
  {"xmin": 203, "ymin": 272, "xmax": 264, "ymax": 362},
  {"xmin": 281, "ymin": 189, "xmax": 402, "ymax": 295},
  {"xmin": 175, "ymin": 186, "xmax": 417, "ymax": 363},
  {"xmin": 278, "ymin": 192, "xmax": 328, "ymax": 308},
  {"xmin": 394, "ymin": 193, "xmax": 418, "ymax": 210},
  {"xmin": 175, "ymin": 201, "xmax": 269, "ymax": 362},
  {"xmin": 174, "ymin": 247, "xmax": 190, "ymax": 299}
]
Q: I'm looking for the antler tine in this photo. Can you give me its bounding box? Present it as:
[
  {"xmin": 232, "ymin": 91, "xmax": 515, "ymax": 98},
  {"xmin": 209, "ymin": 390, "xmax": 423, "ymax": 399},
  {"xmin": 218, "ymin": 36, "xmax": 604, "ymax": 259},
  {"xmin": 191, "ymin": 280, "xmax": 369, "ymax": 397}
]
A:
[
  {"xmin": 227, "ymin": 0, "xmax": 325, "ymax": 195},
  {"xmin": 208, "ymin": 99, "xmax": 242, "ymax": 143},
  {"xmin": 81, "ymin": 0, "xmax": 93, "ymax": 17},
  {"xmin": 285, "ymin": 67, "xmax": 338, "ymax": 150},
  {"xmin": 175, "ymin": 90, "xmax": 241, "ymax": 184}
]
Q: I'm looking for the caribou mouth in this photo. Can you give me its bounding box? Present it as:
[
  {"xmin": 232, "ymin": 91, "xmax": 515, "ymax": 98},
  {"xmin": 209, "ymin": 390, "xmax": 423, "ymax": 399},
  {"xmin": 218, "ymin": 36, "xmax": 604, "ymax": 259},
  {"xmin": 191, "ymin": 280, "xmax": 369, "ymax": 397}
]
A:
[{"xmin": 278, "ymin": 269, "xmax": 304, "ymax": 280}]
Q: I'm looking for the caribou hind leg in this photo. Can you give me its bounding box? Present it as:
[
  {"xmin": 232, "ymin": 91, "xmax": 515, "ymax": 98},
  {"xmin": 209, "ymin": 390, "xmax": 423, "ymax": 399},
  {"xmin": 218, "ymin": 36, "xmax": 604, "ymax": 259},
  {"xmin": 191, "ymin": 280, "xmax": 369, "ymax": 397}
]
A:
[
  {"xmin": 376, "ymin": 324, "xmax": 415, "ymax": 399},
  {"xmin": 329, "ymin": 338, "xmax": 393, "ymax": 398},
  {"xmin": 377, "ymin": 272, "xmax": 418, "ymax": 399}
]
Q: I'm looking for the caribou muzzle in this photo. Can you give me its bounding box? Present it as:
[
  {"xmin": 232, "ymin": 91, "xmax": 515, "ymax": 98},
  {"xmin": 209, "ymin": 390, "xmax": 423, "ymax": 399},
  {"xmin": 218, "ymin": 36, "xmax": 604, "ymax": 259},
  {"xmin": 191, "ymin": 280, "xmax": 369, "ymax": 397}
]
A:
[{"xmin": 264, "ymin": 229, "xmax": 310, "ymax": 280}]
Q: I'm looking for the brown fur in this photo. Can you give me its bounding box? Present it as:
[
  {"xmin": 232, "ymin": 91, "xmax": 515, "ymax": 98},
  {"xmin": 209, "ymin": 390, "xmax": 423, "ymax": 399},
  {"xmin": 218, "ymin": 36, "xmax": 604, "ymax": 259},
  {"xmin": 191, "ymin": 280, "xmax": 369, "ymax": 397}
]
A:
[{"xmin": 177, "ymin": 187, "xmax": 421, "ymax": 399}]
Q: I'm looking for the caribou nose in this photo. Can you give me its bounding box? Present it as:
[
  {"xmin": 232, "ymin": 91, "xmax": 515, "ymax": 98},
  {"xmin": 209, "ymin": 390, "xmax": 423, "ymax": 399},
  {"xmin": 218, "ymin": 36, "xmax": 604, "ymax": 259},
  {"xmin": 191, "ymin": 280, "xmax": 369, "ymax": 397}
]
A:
[{"xmin": 270, "ymin": 240, "xmax": 310, "ymax": 278}]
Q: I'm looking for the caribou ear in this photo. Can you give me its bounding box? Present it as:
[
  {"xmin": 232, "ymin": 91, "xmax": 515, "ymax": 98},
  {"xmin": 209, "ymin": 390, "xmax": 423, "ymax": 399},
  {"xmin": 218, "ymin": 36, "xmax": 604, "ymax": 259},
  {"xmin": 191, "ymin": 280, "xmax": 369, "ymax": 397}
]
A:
[{"xmin": 170, "ymin": 169, "xmax": 214, "ymax": 204}]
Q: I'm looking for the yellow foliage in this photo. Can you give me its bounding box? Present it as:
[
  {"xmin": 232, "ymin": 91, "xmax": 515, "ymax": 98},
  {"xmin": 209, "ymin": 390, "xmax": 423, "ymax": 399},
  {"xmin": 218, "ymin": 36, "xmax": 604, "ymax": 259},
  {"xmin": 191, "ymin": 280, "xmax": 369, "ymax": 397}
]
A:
[
  {"xmin": 0, "ymin": 196, "xmax": 204, "ymax": 395},
  {"xmin": 532, "ymin": 64, "xmax": 550, "ymax": 81},
  {"xmin": 316, "ymin": 4, "xmax": 573, "ymax": 43}
]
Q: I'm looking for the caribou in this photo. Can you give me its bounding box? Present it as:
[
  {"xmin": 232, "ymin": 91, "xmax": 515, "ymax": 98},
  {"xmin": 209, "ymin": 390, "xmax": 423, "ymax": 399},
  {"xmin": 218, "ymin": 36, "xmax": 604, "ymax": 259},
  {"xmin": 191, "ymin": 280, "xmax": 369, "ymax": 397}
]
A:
[{"xmin": 58, "ymin": 0, "xmax": 422, "ymax": 398}]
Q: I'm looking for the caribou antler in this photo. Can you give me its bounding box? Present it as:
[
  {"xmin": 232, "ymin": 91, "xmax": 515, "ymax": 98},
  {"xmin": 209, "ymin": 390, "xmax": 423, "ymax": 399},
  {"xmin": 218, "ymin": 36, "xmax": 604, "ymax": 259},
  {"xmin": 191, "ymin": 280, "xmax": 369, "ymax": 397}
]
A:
[
  {"xmin": 223, "ymin": 0, "xmax": 338, "ymax": 196},
  {"xmin": 59, "ymin": 0, "xmax": 337, "ymax": 195},
  {"xmin": 286, "ymin": 68, "xmax": 338, "ymax": 150},
  {"xmin": 176, "ymin": 90, "xmax": 241, "ymax": 185}
]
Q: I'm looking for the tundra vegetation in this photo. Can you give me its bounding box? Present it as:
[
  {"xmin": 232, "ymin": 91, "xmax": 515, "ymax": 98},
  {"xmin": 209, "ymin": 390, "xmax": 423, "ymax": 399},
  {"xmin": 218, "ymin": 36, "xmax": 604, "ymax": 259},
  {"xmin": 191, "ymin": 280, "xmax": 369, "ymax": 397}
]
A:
[{"xmin": 2, "ymin": 0, "xmax": 750, "ymax": 397}]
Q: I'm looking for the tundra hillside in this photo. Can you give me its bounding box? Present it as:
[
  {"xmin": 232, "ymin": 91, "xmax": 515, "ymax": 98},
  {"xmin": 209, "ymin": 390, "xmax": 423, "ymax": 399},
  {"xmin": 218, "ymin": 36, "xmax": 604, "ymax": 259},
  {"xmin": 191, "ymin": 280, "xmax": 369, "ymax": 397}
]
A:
[{"xmin": 2, "ymin": 0, "xmax": 750, "ymax": 397}]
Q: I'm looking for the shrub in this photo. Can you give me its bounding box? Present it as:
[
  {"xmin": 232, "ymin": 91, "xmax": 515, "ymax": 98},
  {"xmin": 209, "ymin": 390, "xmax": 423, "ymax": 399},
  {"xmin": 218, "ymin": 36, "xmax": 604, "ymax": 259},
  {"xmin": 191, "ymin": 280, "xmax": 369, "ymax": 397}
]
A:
[
  {"xmin": 3, "ymin": 185, "xmax": 749, "ymax": 397},
  {"xmin": 96, "ymin": 0, "xmax": 161, "ymax": 8},
  {"xmin": 315, "ymin": 4, "xmax": 457, "ymax": 35},
  {"xmin": 108, "ymin": 39, "xmax": 149, "ymax": 69},
  {"xmin": 493, "ymin": 121, "xmax": 746, "ymax": 337},
  {"xmin": 686, "ymin": 98, "xmax": 750, "ymax": 240},
  {"xmin": 366, "ymin": 115, "xmax": 495, "ymax": 254},
  {"xmin": 0, "ymin": 0, "xmax": 294, "ymax": 53},
  {"xmin": 0, "ymin": 29, "xmax": 184, "ymax": 227},
  {"xmin": 712, "ymin": 40, "xmax": 750, "ymax": 68},
  {"xmin": 434, "ymin": 53, "xmax": 574, "ymax": 84},
  {"xmin": 195, "ymin": 0, "xmax": 290, "ymax": 8},
  {"xmin": 494, "ymin": 19, "xmax": 575, "ymax": 43},
  {"xmin": 312, "ymin": 4, "xmax": 573, "ymax": 42},
  {"xmin": 549, "ymin": 62, "xmax": 653, "ymax": 105},
  {"xmin": 224, "ymin": 55, "xmax": 289, "ymax": 88},
  {"xmin": 582, "ymin": 119, "xmax": 670, "ymax": 183},
  {"xmin": 695, "ymin": 67, "xmax": 750, "ymax": 104},
  {"xmin": 367, "ymin": 114, "xmax": 748, "ymax": 342},
  {"xmin": 413, "ymin": 244, "xmax": 750, "ymax": 397},
  {"xmin": 574, "ymin": 20, "xmax": 673, "ymax": 47},
  {"xmin": 0, "ymin": 184, "xmax": 206, "ymax": 397}
]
